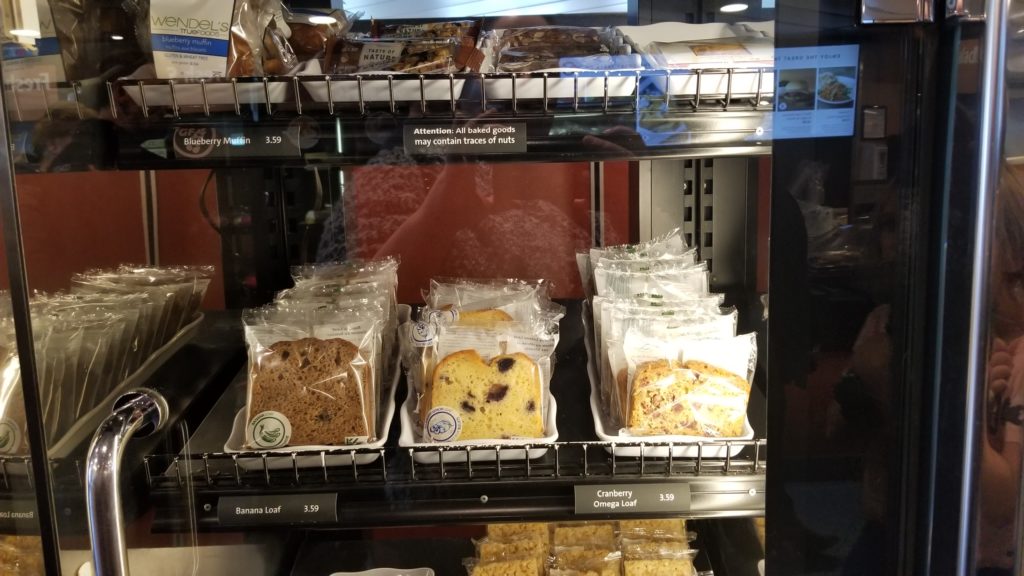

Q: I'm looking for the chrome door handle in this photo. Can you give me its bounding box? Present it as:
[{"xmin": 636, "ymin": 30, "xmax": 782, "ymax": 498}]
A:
[{"xmin": 85, "ymin": 390, "xmax": 167, "ymax": 576}]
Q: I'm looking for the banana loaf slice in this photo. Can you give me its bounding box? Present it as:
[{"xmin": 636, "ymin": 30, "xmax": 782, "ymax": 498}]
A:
[{"xmin": 248, "ymin": 337, "xmax": 372, "ymax": 447}]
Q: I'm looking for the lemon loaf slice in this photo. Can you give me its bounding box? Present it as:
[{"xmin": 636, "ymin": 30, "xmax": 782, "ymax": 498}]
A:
[
  {"xmin": 429, "ymin": 350, "xmax": 543, "ymax": 440},
  {"xmin": 457, "ymin": 309, "xmax": 514, "ymax": 326}
]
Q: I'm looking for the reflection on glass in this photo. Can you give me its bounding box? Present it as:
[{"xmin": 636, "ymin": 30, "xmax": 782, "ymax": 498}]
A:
[{"xmin": 977, "ymin": 164, "xmax": 1024, "ymax": 573}]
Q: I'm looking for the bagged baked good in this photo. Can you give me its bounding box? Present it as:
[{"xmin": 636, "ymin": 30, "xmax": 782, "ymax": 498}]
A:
[
  {"xmin": 552, "ymin": 546, "xmax": 621, "ymax": 576},
  {"xmin": 621, "ymin": 333, "xmax": 757, "ymax": 437},
  {"xmin": 551, "ymin": 522, "xmax": 617, "ymax": 548},
  {"xmin": 50, "ymin": 0, "xmax": 145, "ymax": 81},
  {"xmin": 408, "ymin": 323, "xmax": 563, "ymax": 442},
  {"xmin": 487, "ymin": 522, "xmax": 550, "ymax": 542},
  {"xmin": 620, "ymin": 538, "xmax": 690, "ymax": 560},
  {"xmin": 0, "ymin": 535, "xmax": 45, "ymax": 575},
  {"xmin": 324, "ymin": 38, "xmax": 463, "ymax": 75},
  {"xmin": 618, "ymin": 519, "xmax": 687, "ymax": 541},
  {"xmin": 464, "ymin": 556, "xmax": 543, "ymax": 576},
  {"xmin": 622, "ymin": 556, "xmax": 696, "ymax": 576},
  {"xmin": 476, "ymin": 536, "xmax": 549, "ymax": 570},
  {"xmin": 491, "ymin": 26, "xmax": 637, "ymax": 73},
  {"xmin": 593, "ymin": 263, "xmax": 709, "ymax": 299},
  {"xmin": 243, "ymin": 301, "xmax": 382, "ymax": 448},
  {"xmin": 371, "ymin": 19, "xmax": 481, "ymax": 42},
  {"xmin": 285, "ymin": 8, "xmax": 355, "ymax": 61}
]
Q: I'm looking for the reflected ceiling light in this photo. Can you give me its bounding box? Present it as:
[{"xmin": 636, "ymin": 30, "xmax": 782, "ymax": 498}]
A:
[
  {"xmin": 308, "ymin": 15, "xmax": 338, "ymax": 24},
  {"xmin": 110, "ymin": 34, "xmax": 124, "ymax": 40},
  {"xmin": 720, "ymin": 2, "xmax": 749, "ymax": 11},
  {"xmin": 10, "ymin": 29, "xmax": 39, "ymax": 38}
]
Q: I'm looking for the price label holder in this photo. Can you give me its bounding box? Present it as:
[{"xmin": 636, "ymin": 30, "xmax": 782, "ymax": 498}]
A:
[
  {"xmin": 573, "ymin": 483, "xmax": 691, "ymax": 515},
  {"xmin": 217, "ymin": 493, "xmax": 337, "ymax": 526},
  {"xmin": 0, "ymin": 497, "xmax": 39, "ymax": 531},
  {"xmin": 172, "ymin": 123, "xmax": 304, "ymax": 161}
]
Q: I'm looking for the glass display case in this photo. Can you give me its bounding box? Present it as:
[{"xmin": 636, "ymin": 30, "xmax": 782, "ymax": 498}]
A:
[{"xmin": 0, "ymin": 0, "xmax": 1014, "ymax": 574}]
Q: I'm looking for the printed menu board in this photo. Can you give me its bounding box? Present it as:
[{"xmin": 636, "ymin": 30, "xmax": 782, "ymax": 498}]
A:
[{"xmin": 774, "ymin": 44, "xmax": 859, "ymax": 139}]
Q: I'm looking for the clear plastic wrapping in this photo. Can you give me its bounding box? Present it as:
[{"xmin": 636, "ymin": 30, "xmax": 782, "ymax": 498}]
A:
[
  {"xmin": 402, "ymin": 277, "xmax": 563, "ymax": 444},
  {"xmin": 621, "ymin": 333, "xmax": 757, "ymax": 437},
  {"xmin": 492, "ymin": 26, "xmax": 631, "ymax": 73},
  {"xmin": 621, "ymin": 549, "xmax": 698, "ymax": 576},
  {"xmin": 551, "ymin": 522, "xmax": 617, "ymax": 549},
  {"xmin": 552, "ymin": 546, "xmax": 622, "ymax": 576},
  {"xmin": 244, "ymin": 301, "xmax": 383, "ymax": 448}
]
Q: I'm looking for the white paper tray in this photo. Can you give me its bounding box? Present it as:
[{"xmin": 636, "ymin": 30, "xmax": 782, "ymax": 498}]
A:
[
  {"xmin": 480, "ymin": 29, "xmax": 641, "ymax": 100},
  {"xmin": 616, "ymin": 22, "xmax": 775, "ymax": 98},
  {"xmin": 398, "ymin": 383, "xmax": 558, "ymax": 464},
  {"xmin": 47, "ymin": 313, "xmax": 204, "ymax": 460},
  {"xmin": 223, "ymin": 305, "xmax": 410, "ymax": 469},
  {"xmin": 581, "ymin": 303, "xmax": 753, "ymax": 459},
  {"xmin": 120, "ymin": 64, "xmax": 305, "ymax": 109},
  {"xmin": 300, "ymin": 60, "xmax": 466, "ymax": 103}
]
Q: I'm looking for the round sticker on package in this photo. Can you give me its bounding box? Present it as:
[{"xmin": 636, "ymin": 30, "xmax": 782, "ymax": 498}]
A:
[
  {"xmin": 424, "ymin": 407, "xmax": 462, "ymax": 442},
  {"xmin": 248, "ymin": 411, "xmax": 292, "ymax": 449},
  {"xmin": 411, "ymin": 320, "xmax": 437, "ymax": 347},
  {"xmin": 427, "ymin": 309, "xmax": 459, "ymax": 326},
  {"xmin": 0, "ymin": 419, "xmax": 20, "ymax": 455}
]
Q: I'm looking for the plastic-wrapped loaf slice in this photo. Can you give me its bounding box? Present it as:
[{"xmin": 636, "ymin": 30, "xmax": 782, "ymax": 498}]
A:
[
  {"xmin": 621, "ymin": 333, "xmax": 757, "ymax": 438},
  {"xmin": 475, "ymin": 537, "xmax": 549, "ymax": 573},
  {"xmin": 243, "ymin": 301, "xmax": 384, "ymax": 448}
]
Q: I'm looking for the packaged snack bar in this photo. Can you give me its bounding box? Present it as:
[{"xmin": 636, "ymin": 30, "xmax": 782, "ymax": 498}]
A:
[
  {"xmin": 324, "ymin": 38, "xmax": 459, "ymax": 74},
  {"xmin": 371, "ymin": 19, "xmax": 481, "ymax": 43},
  {"xmin": 486, "ymin": 522, "xmax": 550, "ymax": 542},
  {"xmin": 620, "ymin": 538, "xmax": 690, "ymax": 559},
  {"xmin": 621, "ymin": 549, "xmax": 698, "ymax": 576},
  {"xmin": 285, "ymin": 8, "xmax": 355, "ymax": 61},
  {"xmin": 552, "ymin": 546, "xmax": 621, "ymax": 576},
  {"xmin": 551, "ymin": 522, "xmax": 617, "ymax": 548},
  {"xmin": 464, "ymin": 556, "xmax": 543, "ymax": 576},
  {"xmin": 476, "ymin": 536, "xmax": 549, "ymax": 570},
  {"xmin": 618, "ymin": 518, "xmax": 687, "ymax": 540}
]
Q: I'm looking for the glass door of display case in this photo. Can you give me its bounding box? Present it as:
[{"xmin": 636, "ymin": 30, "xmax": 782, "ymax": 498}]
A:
[{"xmin": 0, "ymin": 0, "xmax": 1003, "ymax": 573}]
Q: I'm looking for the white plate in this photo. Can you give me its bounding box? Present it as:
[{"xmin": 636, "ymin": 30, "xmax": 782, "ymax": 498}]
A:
[
  {"xmin": 398, "ymin": 383, "xmax": 558, "ymax": 464},
  {"xmin": 581, "ymin": 303, "xmax": 754, "ymax": 459},
  {"xmin": 329, "ymin": 565, "xmax": 434, "ymax": 569},
  {"xmin": 480, "ymin": 29, "xmax": 641, "ymax": 100},
  {"xmin": 120, "ymin": 63, "xmax": 306, "ymax": 109},
  {"xmin": 222, "ymin": 305, "xmax": 409, "ymax": 469},
  {"xmin": 816, "ymin": 75, "xmax": 855, "ymax": 105},
  {"xmin": 300, "ymin": 59, "xmax": 466, "ymax": 103},
  {"xmin": 758, "ymin": 559, "xmax": 765, "ymax": 576}
]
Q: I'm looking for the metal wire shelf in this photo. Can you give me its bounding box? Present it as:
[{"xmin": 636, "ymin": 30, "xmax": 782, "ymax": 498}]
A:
[
  {"xmin": 146, "ymin": 438, "xmax": 766, "ymax": 491},
  {"xmin": 4, "ymin": 68, "xmax": 775, "ymax": 123}
]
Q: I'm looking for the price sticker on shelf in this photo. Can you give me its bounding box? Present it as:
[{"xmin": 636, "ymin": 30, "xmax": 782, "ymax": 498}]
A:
[
  {"xmin": 217, "ymin": 493, "xmax": 337, "ymax": 526},
  {"xmin": 0, "ymin": 497, "xmax": 38, "ymax": 531},
  {"xmin": 172, "ymin": 124, "xmax": 303, "ymax": 160},
  {"xmin": 573, "ymin": 484, "xmax": 690, "ymax": 515}
]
